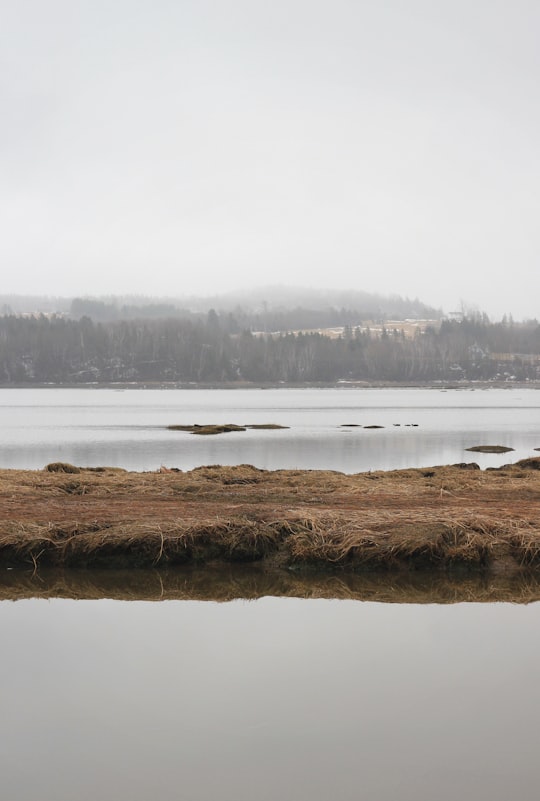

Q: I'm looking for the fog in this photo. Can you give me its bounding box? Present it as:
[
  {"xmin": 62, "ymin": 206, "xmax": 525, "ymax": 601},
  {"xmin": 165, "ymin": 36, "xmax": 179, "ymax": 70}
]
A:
[{"xmin": 2, "ymin": 1, "xmax": 539, "ymax": 320}]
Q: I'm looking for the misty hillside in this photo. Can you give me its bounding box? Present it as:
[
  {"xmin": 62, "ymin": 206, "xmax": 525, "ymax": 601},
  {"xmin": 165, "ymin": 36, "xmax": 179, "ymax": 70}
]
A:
[
  {"xmin": 177, "ymin": 286, "xmax": 441, "ymax": 318},
  {"xmin": 0, "ymin": 287, "xmax": 442, "ymax": 330},
  {"xmin": 0, "ymin": 296, "xmax": 72, "ymax": 315}
]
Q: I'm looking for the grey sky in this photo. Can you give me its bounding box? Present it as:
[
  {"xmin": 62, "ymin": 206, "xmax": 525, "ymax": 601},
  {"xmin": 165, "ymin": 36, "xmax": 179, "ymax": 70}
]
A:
[{"xmin": 2, "ymin": 0, "xmax": 539, "ymax": 319}]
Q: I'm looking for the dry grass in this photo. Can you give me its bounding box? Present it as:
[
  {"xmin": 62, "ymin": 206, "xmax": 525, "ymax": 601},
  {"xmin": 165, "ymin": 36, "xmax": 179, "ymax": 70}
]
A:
[{"xmin": 0, "ymin": 458, "xmax": 540, "ymax": 571}]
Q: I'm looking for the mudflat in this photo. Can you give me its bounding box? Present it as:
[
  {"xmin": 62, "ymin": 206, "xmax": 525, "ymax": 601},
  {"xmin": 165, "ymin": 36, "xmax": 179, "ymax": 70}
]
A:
[{"xmin": 1, "ymin": 459, "xmax": 539, "ymax": 571}]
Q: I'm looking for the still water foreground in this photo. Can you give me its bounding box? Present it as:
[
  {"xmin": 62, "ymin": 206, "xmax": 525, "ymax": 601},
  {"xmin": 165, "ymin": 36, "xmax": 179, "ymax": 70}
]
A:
[
  {"xmin": 2, "ymin": 464, "xmax": 539, "ymax": 800},
  {"xmin": 1, "ymin": 567, "xmax": 539, "ymax": 801}
]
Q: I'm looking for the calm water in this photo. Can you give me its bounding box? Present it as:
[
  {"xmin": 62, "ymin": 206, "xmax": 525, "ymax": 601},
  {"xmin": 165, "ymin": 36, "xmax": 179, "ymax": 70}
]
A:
[
  {"xmin": 0, "ymin": 594, "xmax": 539, "ymax": 801},
  {"xmin": 2, "ymin": 387, "xmax": 539, "ymax": 799},
  {"xmin": 0, "ymin": 386, "xmax": 539, "ymax": 471}
]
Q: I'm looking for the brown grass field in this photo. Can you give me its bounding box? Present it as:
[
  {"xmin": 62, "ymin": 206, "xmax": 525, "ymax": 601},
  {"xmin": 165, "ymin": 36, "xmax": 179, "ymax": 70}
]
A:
[{"xmin": 1, "ymin": 458, "xmax": 540, "ymax": 575}]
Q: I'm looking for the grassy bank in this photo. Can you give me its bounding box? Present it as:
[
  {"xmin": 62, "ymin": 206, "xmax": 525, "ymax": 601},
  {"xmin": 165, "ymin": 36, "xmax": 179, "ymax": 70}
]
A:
[{"xmin": 1, "ymin": 459, "xmax": 540, "ymax": 572}]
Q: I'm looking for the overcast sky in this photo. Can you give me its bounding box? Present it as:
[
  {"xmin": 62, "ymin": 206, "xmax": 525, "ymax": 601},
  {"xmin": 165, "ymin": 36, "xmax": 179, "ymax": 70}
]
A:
[{"xmin": 2, "ymin": 0, "xmax": 539, "ymax": 319}]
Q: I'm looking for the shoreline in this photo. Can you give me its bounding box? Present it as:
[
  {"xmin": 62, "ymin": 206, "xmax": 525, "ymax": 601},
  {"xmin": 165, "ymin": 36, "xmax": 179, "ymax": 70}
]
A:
[
  {"xmin": 1, "ymin": 459, "xmax": 540, "ymax": 572},
  {"xmin": 0, "ymin": 380, "xmax": 539, "ymax": 390}
]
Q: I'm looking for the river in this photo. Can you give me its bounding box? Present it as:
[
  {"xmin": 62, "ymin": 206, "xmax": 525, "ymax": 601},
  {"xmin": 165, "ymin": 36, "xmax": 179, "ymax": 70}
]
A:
[{"xmin": 0, "ymin": 386, "xmax": 538, "ymax": 471}]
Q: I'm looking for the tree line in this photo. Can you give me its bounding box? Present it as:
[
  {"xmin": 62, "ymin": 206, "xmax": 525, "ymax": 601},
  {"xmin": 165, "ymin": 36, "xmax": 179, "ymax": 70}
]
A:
[
  {"xmin": 68, "ymin": 296, "xmax": 439, "ymax": 332},
  {"xmin": 0, "ymin": 312, "xmax": 539, "ymax": 384}
]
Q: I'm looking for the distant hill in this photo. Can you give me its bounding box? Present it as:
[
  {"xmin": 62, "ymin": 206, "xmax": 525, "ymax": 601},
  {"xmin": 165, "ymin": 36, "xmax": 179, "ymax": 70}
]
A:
[
  {"xmin": 0, "ymin": 287, "xmax": 441, "ymax": 330},
  {"xmin": 0, "ymin": 295, "xmax": 72, "ymax": 315},
  {"xmin": 179, "ymin": 286, "xmax": 442, "ymax": 320}
]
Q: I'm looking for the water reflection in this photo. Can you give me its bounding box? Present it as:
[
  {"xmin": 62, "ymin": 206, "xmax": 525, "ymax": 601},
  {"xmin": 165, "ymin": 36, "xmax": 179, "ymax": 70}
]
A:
[
  {"xmin": 2, "ymin": 565, "xmax": 540, "ymax": 604},
  {"xmin": 0, "ymin": 573, "xmax": 538, "ymax": 801}
]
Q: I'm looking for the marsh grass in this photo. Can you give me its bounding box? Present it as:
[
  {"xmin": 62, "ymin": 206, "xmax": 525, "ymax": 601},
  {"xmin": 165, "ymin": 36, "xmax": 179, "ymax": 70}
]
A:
[{"xmin": 1, "ymin": 458, "xmax": 540, "ymax": 571}]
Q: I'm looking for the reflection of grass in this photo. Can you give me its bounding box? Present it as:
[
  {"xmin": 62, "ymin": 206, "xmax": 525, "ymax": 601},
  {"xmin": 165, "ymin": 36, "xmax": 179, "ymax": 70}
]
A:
[
  {"xmin": 1, "ymin": 458, "xmax": 540, "ymax": 572},
  {"xmin": 2, "ymin": 565, "xmax": 540, "ymax": 605},
  {"xmin": 466, "ymin": 445, "xmax": 514, "ymax": 453}
]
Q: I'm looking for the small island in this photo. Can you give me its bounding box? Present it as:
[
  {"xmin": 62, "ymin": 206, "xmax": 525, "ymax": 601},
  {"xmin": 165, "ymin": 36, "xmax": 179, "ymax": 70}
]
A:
[
  {"xmin": 466, "ymin": 445, "xmax": 515, "ymax": 453},
  {"xmin": 167, "ymin": 423, "xmax": 289, "ymax": 435}
]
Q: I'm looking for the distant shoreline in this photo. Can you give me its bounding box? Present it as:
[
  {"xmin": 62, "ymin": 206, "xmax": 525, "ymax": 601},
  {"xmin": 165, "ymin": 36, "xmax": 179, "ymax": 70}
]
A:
[{"xmin": 0, "ymin": 379, "xmax": 539, "ymax": 390}]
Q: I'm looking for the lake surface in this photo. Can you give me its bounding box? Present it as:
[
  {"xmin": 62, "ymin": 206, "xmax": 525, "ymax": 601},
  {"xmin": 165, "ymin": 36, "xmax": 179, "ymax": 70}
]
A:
[
  {"xmin": 0, "ymin": 591, "xmax": 539, "ymax": 801},
  {"xmin": 2, "ymin": 386, "xmax": 539, "ymax": 799},
  {"xmin": 0, "ymin": 386, "xmax": 539, "ymax": 472}
]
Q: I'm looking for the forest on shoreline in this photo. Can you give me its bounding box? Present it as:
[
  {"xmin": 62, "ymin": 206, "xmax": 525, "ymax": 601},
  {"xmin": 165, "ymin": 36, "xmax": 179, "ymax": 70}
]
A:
[{"xmin": 0, "ymin": 311, "xmax": 539, "ymax": 385}]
